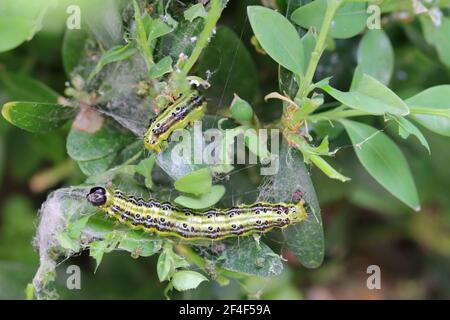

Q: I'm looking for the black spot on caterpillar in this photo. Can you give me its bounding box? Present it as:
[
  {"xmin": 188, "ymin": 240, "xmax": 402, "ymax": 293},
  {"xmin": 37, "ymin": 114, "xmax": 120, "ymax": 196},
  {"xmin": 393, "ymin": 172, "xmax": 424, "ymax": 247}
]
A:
[
  {"xmin": 144, "ymin": 91, "xmax": 206, "ymax": 153},
  {"xmin": 86, "ymin": 187, "xmax": 308, "ymax": 241}
]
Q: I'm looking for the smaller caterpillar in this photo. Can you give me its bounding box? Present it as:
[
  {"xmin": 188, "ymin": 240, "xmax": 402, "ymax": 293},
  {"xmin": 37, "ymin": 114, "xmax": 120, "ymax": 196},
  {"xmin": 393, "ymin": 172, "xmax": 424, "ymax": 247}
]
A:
[
  {"xmin": 86, "ymin": 187, "xmax": 308, "ymax": 241},
  {"xmin": 144, "ymin": 91, "xmax": 206, "ymax": 153}
]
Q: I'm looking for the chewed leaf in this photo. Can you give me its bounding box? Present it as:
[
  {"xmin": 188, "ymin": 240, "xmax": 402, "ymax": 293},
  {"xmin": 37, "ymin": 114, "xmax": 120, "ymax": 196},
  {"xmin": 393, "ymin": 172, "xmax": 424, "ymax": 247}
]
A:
[
  {"xmin": 118, "ymin": 231, "xmax": 162, "ymax": 258},
  {"xmin": 87, "ymin": 43, "xmax": 137, "ymax": 82},
  {"xmin": 149, "ymin": 56, "xmax": 173, "ymax": 79},
  {"xmin": 221, "ymin": 237, "xmax": 283, "ymax": 277},
  {"xmin": 184, "ymin": 3, "xmax": 207, "ymax": 22},
  {"xmin": 309, "ymin": 155, "xmax": 351, "ymax": 182},
  {"xmin": 258, "ymin": 144, "xmax": 324, "ymax": 268},
  {"xmin": 389, "ymin": 115, "xmax": 430, "ymax": 154}
]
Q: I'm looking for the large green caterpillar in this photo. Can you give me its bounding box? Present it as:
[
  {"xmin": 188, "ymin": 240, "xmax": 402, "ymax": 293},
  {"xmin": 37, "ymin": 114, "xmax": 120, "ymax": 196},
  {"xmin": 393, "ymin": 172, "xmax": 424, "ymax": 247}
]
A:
[
  {"xmin": 144, "ymin": 91, "xmax": 206, "ymax": 153},
  {"xmin": 86, "ymin": 187, "xmax": 308, "ymax": 241}
]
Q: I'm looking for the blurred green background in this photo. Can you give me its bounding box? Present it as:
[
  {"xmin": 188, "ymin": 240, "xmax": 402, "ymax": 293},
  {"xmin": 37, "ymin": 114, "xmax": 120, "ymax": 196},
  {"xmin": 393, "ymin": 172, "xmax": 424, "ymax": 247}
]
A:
[{"xmin": 1, "ymin": 0, "xmax": 450, "ymax": 299}]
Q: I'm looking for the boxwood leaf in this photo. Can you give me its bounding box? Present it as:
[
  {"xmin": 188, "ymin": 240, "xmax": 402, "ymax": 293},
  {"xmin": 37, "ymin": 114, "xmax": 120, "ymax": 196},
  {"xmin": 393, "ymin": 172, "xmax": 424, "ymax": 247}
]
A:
[
  {"xmin": 291, "ymin": 0, "xmax": 367, "ymax": 39},
  {"xmin": 0, "ymin": 17, "xmax": 34, "ymax": 52},
  {"xmin": 341, "ymin": 120, "xmax": 420, "ymax": 211},
  {"xmin": 357, "ymin": 29, "xmax": 394, "ymax": 85},
  {"xmin": 67, "ymin": 120, "xmax": 134, "ymax": 161},
  {"xmin": 174, "ymin": 185, "xmax": 225, "ymax": 210},
  {"xmin": 0, "ymin": 72, "xmax": 59, "ymax": 102},
  {"xmin": 2, "ymin": 102, "xmax": 75, "ymax": 133},
  {"xmin": 248, "ymin": 6, "xmax": 304, "ymax": 75},
  {"xmin": 174, "ymin": 168, "xmax": 212, "ymax": 195},
  {"xmin": 171, "ymin": 270, "xmax": 208, "ymax": 291},
  {"xmin": 318, "ymin": 73, "xmax": 410, "ymax": 116},
  {"xmin": 407, "ymin": 85, "xmax": 450, "ymax": 137}
]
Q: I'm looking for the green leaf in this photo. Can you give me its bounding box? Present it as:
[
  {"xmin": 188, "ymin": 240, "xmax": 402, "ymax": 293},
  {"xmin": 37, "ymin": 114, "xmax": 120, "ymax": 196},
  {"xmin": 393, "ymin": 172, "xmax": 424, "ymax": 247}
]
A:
[
  {"xmin": 149, "ymin": 56, "xmax": 173, "ymax": 79},
  {"xmin": 157, "ymin": 250, "xmax": 173, "ymax": 282},
  {"xmin": 87, "ymin": 43, "xmax": 138, "ymax": 82},
  {"xmin": 318, "ymin": 73, "xmax": 410, "ymax": 116},
  {"xmin": 25, "ymin": 284, "xmax": 34, "ymax": 301},
  {"xmin": 136, "ymin": 156, "xmax": 156, "ymax": 189},
  {"xmin": 248, "ymin": 6, "xmax": 304, "ymax": 75},
  {"xmin": 301, "ymin": 30, "xmax": 317, "ymax": 72},
  {"xmin": 174, "ymin": 168, "xmax": 212, "ymax": 195},
  {"xmin": 407, "ymin": 85, "xmax": 450, "ymax": 137},
  {"xmin": 341, "ymin": 120, "xmax": 420, "ymax": 211},
  {"xmin": 62, "ymin": 29, "xmax": 89, "ymax": 77},
  {"xmin": 1, "ymin": 102, "xmax": 75, "ymax": 133},
  {"xmin": 357, "ymin": 29, "xmax": 394, "ymax": 85},
  {"xmin": 389, "ymin": 116, "xmax": 430, "ymax": 154},
  {"xmin": 0, "ymin": 17, "xmax": 34, "ymax": 52},
  {"xmin": 89, "ymin": 241, "xmax": 107, "ymax": 270},
  {"xmin": 230, "ymin": 94, "xmax": 254, "ymax": 124},
  {"xmin": 171, "ymin": 270, "xmax": 208, "ymax": 291},
  {"xmin": 89, "ymin": 241, "xmax": 108, "ymax": 271},
  {"xmin": 147, "ymin": 18, "xmax": 173, "ymax": 42},
  {"xmin": 221, "ymin": 237, "xmax": 283, "ymax": 277},
  {"xmin": 184, "ymin": 3, "xmax": 207, "ymax": 22},
  {"xmin": 67, "ymin": 216, "xmax": 91, "ymax": 239},
  {"xmin": 291, "ymin": 0, "xmax": 368, "ymax": 39},
  {"xmin": 77, "ymin": 153, "xmax": 117, "ymax": 176},
  {"xmin": 89, "ymin": 233, "xmax": 121, "ymax": 271},
  {"xmin": 67, "ymin": 120, "xmax": 134, "ymax": 161},
  {"xmin": 421, "ymin": 15, "xmax": 450, "ymax": 68},
  {"xmin": 174, "ymin": 185, "xmax": 225, "ymax": 210},
  {"xmin": 197, "ymin": 26, "xmax": 259, "ymax": 107},
  {"xmin": 57, "ymin": 232, "xmax": 81, "ymax": 252},
  {"xmin": 118, "ymin": 232, "xmax": 161, "ymax": 258},
  {"xmin": 0, "ymin": 72, "xmax": 59, "ymax": 103},
  {"xmin": 309, "ymin": 154, "xmax": 350, "ymax": 182}
]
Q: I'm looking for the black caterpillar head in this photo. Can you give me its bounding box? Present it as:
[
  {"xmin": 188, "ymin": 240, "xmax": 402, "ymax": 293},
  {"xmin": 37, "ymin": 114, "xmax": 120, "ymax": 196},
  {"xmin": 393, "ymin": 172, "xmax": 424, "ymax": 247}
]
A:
[{"xmin": 86, "ymin": 187, "xmax": 107, "ymax": 206}]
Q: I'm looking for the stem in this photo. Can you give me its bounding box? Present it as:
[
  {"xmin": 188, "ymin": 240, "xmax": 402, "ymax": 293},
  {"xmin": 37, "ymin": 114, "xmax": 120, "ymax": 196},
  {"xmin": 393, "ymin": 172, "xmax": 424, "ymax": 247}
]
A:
[
  {"xmin": 123, "ymin": 150, "xmax": 143, "ymax": 165},
  {"xmin": 296, "ymin": 0, "xmax": 341, "ymax": 99},
  {"xmin": 133, "ymin": 0, "xmax": 154, "ymax": 70},
  {"xmin": 29, "ymin": 160, "xmax": 76, "ymax": 193},
  {"xmin": 181, "ymin": 0, "xmax": 222, "ymax": 75}
]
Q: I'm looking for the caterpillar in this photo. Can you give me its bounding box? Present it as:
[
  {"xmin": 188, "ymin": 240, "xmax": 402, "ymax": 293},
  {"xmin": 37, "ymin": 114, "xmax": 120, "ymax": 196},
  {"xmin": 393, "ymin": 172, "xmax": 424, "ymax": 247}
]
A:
[
  {"xmin": 86, "ymin": 187, "xmax": 308, "ymax": 241},
  {"xmin": 144, "ymin": 91, "xmax": 206, "ymax": 153}
]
